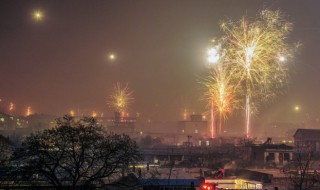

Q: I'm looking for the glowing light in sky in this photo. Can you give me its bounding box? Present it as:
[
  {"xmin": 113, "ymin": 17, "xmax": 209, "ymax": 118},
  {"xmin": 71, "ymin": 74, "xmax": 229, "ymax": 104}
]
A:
[
  {"xmin": 207, "ymin": 47, "xmax": 220, "ymax": 64},
  {"xmin": 203, "ymin": 67, "xmax": 239, "ymax": 138},
  {"xmin": 220, "ymin": 9, "xmax": 293, "ymax": 138},
  {"xmin": 109, "ymin": 53, "xmax": 116, "ymax": 60},
  {"xmin": 33, "ymin": 10, "xmax": 43, "ymax": 22},
  {"xmin": 107, "ymin": 83, "xmax": 134, "ymax": 113},
  {"xmin": 279, "ymin": 55, "xmax": 286, "ymax": 62}
]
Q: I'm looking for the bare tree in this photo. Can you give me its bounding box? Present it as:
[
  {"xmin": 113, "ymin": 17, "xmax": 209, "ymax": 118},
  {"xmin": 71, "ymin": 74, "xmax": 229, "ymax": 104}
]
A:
[
  {"xmin": 284, "ymin": 147, "xmax": 320, "ymax": 190},
  {"xmin": 13, "ymin": 115, "xmax": 141, "ymax": 189},
  {"xmin": 0, "ymin": 135, "xmax": 13, "ymax": 167}
]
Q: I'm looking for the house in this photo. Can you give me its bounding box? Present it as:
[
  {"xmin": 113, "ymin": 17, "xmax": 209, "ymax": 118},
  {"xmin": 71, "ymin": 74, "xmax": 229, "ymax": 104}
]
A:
[
  {"xmin": 293, "ymin": 129, "xmax": 320, "ymax": 152},
  {"xmin": 251, "ymin": 144, "xmax": 293, "ymax": 168},
  {"xmin": 177, "ymin": 114, "xmax": 208, "ymax": 137}
]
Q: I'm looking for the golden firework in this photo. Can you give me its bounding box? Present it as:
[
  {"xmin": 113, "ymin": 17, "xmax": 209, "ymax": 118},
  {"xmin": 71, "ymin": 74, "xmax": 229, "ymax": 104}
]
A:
[
  {"xmin": 220, "ymin": 10, "xmax": 293, "ymax": 137},
  {"xmin": 221, "ymin": 10, "xmax": 291, "ymax": 95},
  {"xmin": 107, "ymin": 83, "xmax": 134, "ymax": 112},
  {"xmin": 203, "ymin": 66, "xmax": 239, "ymax": 137}
]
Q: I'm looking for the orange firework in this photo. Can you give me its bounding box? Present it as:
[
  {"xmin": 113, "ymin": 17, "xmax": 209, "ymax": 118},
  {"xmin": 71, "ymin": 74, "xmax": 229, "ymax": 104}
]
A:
[{"xmin": 203, "ymin": 66, "xmax": 239, "ymax": 137}]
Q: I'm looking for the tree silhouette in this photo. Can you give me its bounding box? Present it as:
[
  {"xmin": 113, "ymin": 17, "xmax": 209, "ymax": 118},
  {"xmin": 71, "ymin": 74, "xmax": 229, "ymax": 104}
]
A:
[
  {"xmin": 284, "ymin": 147, "xmax": 320, "ymax": 190},
  {"xmin": 14, "ymin": 115, "xmax": 141, "ymax": 189}
]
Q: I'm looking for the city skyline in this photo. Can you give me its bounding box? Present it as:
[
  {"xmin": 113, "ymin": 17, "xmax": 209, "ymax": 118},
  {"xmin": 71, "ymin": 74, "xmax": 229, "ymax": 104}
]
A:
[{"xmin": 0, "ymin": 1, "xmax": 319, "ymax": 134}]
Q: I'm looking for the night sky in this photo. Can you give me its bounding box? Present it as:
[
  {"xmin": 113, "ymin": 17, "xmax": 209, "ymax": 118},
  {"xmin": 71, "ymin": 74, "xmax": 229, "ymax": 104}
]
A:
[{"xmin": 1, "ymin": 1, "xmax": 320, "ymax": 133}]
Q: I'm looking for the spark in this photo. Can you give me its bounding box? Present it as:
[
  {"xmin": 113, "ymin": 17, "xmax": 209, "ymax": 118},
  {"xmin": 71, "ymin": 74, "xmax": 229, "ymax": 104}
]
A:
[
  {"xmin": 279, "ymin": 55, "xmax": 286, "ymax": 62},
  {"xmin": 203, "ymin": 66, "xmax": 239, "ymax": 137},
  {"xmin": 220, "ymin": 9, "xmax": 293, "ymax": 138},
  {"xmin": 107, "ymin": 83, "xmax": 134, "ymax": 113},
  {"xmin": 207, "ymin": 47, "xmax": 220, "ymax": 64},
  {"xmin": 33, "ymin": 10, "xmax": 43, "ymax": 22},
  {"xmin": 109, "ymin": 53, "xmax": 116, "ymax": 60}
]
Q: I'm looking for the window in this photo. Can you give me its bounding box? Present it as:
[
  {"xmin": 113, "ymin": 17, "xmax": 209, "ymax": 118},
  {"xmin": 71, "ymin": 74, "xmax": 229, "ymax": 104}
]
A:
[
  {"xmin": 284, "ymin": 153, "xmax": 290, "ymax": 161},
  {"xmin": 267, "ymin": 153, "xmax": 275, "ymax": 161}
]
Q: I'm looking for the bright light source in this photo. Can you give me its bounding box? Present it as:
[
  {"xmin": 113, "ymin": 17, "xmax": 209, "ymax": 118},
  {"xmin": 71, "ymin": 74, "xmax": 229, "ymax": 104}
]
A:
[
  {"xmin": 207, "ymin": 47, "xmax": 220, "ymax": 64},
  {"xmin": 294, "ymin": 106, "xmax": 300, "ymax": 111},
  {"xmin": 70, "ymin": 110, "xmax": 75, "ymax": 117},
  {"xmin": 26, "ymin": 106, "xmax": 32, "ymax": 116},
  {"xmin": 245, "ymin": 45, "xmax": 255, "ymax": 69},
  {"xmin": 246, "ymin": 46, "xmax": 255, "ymax": 57},
  {"xmin": 109, "ymin": 53, "xmax": 116, "ymax": 60},
  {"xmin": 9, "ymin": 102, "xmax": 14, "ymax": 111},
  {"xmin": 33, "ymin": 10, "xmax": 43, "ymax": 21},
  {"xmin": 279, "ymin": 55, "xmax": 286, "ymax": 62}
]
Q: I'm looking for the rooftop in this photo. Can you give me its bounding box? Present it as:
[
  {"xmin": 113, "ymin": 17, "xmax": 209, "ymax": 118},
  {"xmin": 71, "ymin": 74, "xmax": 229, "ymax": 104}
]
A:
[{"xmin": 294, "ymin": 128, "xmax": 320, "ymax": 139}]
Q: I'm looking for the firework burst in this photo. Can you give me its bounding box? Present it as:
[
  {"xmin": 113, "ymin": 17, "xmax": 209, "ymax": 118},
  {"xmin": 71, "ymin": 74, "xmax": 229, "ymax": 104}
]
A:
[
  {"xmin": 203, "ymin": 66, "xmax": 239, "ymax": 137},
  {"xmin": 220, "ymin": 10, "xmax": 293, "ymax": 137},
  {"xmin": 107, "ymin": 83, "xmax": 134, "ymax": 113}
]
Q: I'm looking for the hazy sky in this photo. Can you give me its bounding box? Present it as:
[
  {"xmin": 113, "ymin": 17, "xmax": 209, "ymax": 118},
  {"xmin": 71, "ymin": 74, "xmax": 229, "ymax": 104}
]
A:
[{"xmin": 0, "ymin": 0, "xmax": 320, "ymax": 133}]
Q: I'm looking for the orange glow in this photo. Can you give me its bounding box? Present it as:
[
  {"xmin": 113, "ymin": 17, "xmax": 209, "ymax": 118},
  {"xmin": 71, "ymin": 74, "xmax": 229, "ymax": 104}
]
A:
[
  {"xmin": 92, "ymin": 112, "xmax": 97, "ymax": 117},
  {"xmin": 70, "ymin": 110, "xmax": 75, "ymax": 116},
  {"xmin": 183, "ymin": 108, "xmax": 188, "ymax": 120},
  {"xmin": 109, "ymin": 53, "xmax": 116, "ymax": 60},
  {"xmin": 26, "ymin": 106, "xmax": 32, "ymax": 116},
  {"xmin": 204, "ymin": 66, "xmax": 239, "ymax": 137},
  {"xmin": 9, "ymin": 102, "xmax": 14, "ymax": 112}
]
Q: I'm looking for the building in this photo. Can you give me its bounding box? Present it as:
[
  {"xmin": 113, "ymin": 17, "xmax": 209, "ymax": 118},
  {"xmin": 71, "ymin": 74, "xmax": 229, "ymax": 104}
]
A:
[
  {"xmin": 294, "ymin": 128, "xmax": 320, "ymax": 153},
  {"xmin": 107, "ymin": 112, "xmax": 136, "ymax": 134},
  {"xmin": 205, "ymin": 178, "xmax": 263, "ymax": 189},
  {"xmin": 177, "ymin": 114, "xmax": 208, "ymax": 138},
  {"xmin": 251, "ymin": 144, "xmax": 293, "ymax": 168}
]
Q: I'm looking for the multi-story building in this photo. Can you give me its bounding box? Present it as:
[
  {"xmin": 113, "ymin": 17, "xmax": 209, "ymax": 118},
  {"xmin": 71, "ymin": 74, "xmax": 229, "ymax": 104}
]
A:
[
  {"xmin": 177, "ymin": 114, "xmax": 208, "ymax": 137},
  {"xmin": 107, "ymin": 112, "xmax": 136, "ymax": 134}
]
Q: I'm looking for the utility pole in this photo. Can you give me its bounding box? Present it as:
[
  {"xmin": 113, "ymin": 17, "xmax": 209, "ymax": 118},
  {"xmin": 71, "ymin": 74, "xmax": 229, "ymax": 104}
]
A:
[{"xmin": 187, "ymin": 135, "xmax": 192, "ymax": 147}]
